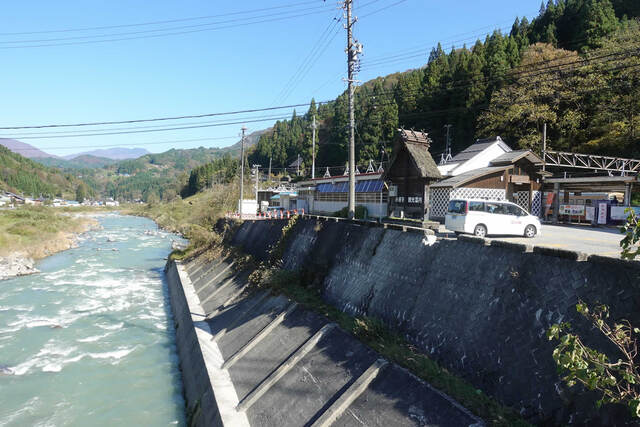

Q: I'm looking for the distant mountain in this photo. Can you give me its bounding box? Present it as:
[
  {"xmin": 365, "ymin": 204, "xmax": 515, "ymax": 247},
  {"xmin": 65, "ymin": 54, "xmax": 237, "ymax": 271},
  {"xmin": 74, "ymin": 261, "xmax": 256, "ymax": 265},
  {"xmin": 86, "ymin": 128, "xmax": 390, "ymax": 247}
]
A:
[
  {"xmin": 37, "ymin": 154, "xmax": 117, "ymax": 169},
  {"xmin": 0, "ymin": 145, "xmax": 81, "ymax": 198},
  {"xmin": 65, "ymin": 147, "xmax": 150, "ymax": 160},
  {"xmin": 0, "ymin": 139, "xmax": 57, "ymax": 159},
  {"xmin": 222, "ymin": 128, "xmax": 270, "ymax": 155}
]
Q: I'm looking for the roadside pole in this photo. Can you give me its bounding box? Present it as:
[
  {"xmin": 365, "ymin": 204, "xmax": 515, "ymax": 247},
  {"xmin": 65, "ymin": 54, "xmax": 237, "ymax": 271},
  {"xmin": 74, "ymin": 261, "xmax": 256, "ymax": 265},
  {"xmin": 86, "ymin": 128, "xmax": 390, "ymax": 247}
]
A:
[{"xmin": 239, "ymin": 126, "xmax": 246, "ymax": 216}]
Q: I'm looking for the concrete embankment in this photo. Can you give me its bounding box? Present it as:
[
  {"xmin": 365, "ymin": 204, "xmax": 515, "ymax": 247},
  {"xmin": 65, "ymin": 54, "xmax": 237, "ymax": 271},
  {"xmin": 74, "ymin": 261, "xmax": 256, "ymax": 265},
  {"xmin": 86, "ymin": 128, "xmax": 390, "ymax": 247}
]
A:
[
  {"xmin": 165, "ymin": 254, "xmax": 482, "ymax": 426},
  {"xmin": 228, "ymin": 217, "xmax": 640, "ymax": 425}
]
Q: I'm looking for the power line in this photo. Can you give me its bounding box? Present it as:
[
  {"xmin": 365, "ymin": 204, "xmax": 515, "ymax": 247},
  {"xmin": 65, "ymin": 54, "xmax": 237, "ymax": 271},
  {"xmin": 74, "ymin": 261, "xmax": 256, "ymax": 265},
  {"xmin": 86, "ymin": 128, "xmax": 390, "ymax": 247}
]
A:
[
  {"xmin": 2, "ymin": 113, "xmax": 291, "ymax": 138},
  {"xmin": 272, "ymin": 16, "xmax": 342, "ymax": 106},
  {"xmin": 3, "ymin": 115, "xmax": 292, "ymax": 139},
  {"xmin": 0, "ymin": 1, "xmax": 320, "ymax": 36},
  {"xmin": 0, "ymin": 102, "xmax": 326, "ymax": 130},
  {"xmin": 0, "ymin": 8, "xmax": 334, "ymax": 49},
  {"xmin": 2, "ymin": 43, "xmax": 637, "ymax": 139},
  {"xmin": 0, "ymin": 4, "xmax": 330, "ymax": 45},
  {"xmin": 359, "ymin": 0, "xmax": 409, "ymax": 18},
  {"xmin": 2, "ymin": 136, "xmax": 238, "ymax": 152}
]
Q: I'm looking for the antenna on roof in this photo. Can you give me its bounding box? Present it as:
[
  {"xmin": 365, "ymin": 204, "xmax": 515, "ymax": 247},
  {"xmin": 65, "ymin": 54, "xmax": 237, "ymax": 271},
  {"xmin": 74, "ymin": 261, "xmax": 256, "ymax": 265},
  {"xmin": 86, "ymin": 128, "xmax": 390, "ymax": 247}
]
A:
[
  {"xmin": 440, "ymin": 124, "xmax": 453, "ymax": 165},
  {"xmin": 366, "ymin": 159, "xmax": 375, "ymax": 173},
  {"xmin": 323, "ymin": 167, "xmax": 331, "ymax": 178}
]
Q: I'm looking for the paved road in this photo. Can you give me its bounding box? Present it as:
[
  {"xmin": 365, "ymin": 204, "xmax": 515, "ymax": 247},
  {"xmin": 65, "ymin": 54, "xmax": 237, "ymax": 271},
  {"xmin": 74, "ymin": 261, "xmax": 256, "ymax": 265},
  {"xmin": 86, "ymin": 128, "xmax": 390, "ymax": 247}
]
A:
[{"xmin": 488, "ymin": 224, "xmax": 624, "ymax": 258}]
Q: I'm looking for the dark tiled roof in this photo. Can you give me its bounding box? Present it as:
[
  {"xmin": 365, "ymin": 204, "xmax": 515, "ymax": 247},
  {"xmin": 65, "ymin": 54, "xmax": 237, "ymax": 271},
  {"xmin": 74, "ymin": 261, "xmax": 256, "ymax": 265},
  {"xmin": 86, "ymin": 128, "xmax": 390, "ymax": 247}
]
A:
[
  {"xmin": 289, "ymin": 157, "xmax": 303, "ymax": 167},
  {"xmin": 431, "ymin": 166, "xmax": 509, "ymax": 188},
  {"xmin": 490, "ymin": 150, "xmax": 543, "ymax": 165},
  {"xmin": 444, "ymin": 136, "xmax": 510, "ymax": 164},
  {"xmin": 396, "ymin": 128, "xmax": 442, "ymax": 179}
]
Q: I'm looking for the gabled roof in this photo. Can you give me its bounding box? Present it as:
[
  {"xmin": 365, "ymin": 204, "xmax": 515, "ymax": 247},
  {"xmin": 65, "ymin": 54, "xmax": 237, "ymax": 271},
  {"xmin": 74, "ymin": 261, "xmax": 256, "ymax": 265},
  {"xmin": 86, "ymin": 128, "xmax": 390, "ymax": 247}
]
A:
[
  {"xmin": 288, "ymin": 157, "xmax": 303, "ymax": 168},
  {"xmin": 431, "ymin": 166, "xmax": 509, "ymax": 188},
  {"xmin": 489, "ymin": 150, "xmax": 543, "ymax": 166},
  {"xmin": 389, "ymin": 128, "xmax": 441, "ymax": 179},
  {"xmin": 443, "ymin": 136, "xmax": 511, "ymax": 165}
]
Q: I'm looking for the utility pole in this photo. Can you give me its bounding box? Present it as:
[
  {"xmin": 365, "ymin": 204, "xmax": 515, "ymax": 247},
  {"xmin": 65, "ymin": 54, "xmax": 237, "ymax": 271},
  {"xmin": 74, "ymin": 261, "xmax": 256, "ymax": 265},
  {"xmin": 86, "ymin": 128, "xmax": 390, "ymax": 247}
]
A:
[
  {"xmin": 297, "ymin": 154, "xmax": 301, "ymax": 176},
  {"xmin": 343, "ymin": 0, "xmax": 361, "ymax": 219},
  {"xmin": 253, "ymin": 164, "xmax": 261, "ymax": 204},
  {"xmin": 542, "ymin": 122, "xmax": 547, "ymax": 172},
  {"xmin": 312, "ymin": 114, "xmax": 317, "ymax": 179},
  {"xmin": 239, "ymin": 126, "xmax": 246, "ymax": 215},
  {"xmin": 268, "ymin": 156, "xmax": 272, "ymax": 181}
]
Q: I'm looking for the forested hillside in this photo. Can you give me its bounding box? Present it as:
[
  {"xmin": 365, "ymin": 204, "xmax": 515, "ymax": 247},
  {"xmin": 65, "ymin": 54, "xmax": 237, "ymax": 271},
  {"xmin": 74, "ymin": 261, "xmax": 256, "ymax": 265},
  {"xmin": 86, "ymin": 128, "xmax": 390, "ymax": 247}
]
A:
[
  {"xmin": 249, "ymin": 0, "xmax": 640, "ymax": 172},
  {"xmin": 102, "ymin": 146, "xmax": 231, "ymax": 202},
  {"xmin": 0, "ymin": 145, "xmax": 82, "ymax": 198}
]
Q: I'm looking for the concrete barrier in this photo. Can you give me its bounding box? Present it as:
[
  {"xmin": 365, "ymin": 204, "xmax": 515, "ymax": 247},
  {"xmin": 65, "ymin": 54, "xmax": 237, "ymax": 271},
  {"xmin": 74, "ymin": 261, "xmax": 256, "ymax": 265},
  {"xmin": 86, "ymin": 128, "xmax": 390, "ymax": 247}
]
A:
[
  {"xmin": 532, "ymin": 245, "xmax": 588, "ymax": 261},
  {"xmin": 226, "ymin": 217, "xmax": 640, "ymax": 424},
  {"xmin": 166, "ymin": 254, "xmax": 484, "ymax": 426}
]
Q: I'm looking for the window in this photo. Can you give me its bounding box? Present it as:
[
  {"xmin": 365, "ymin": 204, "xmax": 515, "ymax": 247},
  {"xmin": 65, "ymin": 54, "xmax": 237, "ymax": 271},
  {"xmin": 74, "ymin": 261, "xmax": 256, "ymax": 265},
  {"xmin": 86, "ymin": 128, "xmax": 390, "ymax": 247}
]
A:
[
  {"xmin": 468, "ymin": 201, "xmax": 484, "ymax": 212},
  {"xmin": 448, "ymin": 200, "xmax": 466, "ymax": 214},
  {"xmin": 485, "ymin": 202, "xmax": 506, "ymax": 214},
  {"xmin": 506, "ymin": 204, "xmax": 526, "ymax": 216}
]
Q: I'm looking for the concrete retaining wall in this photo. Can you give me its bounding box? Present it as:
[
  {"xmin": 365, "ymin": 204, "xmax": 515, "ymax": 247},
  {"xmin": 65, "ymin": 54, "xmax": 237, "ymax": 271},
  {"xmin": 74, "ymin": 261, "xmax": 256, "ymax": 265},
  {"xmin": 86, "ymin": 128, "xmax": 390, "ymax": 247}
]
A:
[
  {"xmin": 166, "ymin": 247, "xmax": 483, "ymax": 426},
  {"xmin": 228, "ymin": 218, "xmax": 640, "ymax": 424}
]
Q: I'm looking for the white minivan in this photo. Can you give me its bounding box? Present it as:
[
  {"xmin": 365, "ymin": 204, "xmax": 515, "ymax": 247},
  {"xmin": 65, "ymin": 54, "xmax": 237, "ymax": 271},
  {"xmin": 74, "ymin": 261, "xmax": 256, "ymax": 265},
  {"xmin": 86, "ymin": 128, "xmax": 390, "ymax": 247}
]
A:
[{"xmin": 445, "ymin": 199, "xmax": 542, "ymax": 238}]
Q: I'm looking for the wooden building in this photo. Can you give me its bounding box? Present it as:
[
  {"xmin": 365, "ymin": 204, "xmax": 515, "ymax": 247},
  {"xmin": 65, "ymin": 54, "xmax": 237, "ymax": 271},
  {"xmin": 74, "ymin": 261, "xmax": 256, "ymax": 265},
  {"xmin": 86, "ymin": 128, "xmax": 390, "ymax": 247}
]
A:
[
  {"xmin": 384, "ymin": 129, "xmax": 442, "ymax": 220},
  {"xmin": 430, "ymin": 144, "xmax": 545, "ymax": 219}
]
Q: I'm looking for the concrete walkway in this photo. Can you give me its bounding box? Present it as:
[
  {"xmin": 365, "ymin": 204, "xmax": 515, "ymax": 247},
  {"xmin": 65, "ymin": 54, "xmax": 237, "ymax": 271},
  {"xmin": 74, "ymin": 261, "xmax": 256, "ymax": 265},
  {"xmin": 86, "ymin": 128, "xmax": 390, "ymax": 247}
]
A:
[{"xmin": 489, "ymin": 224, "xmax": 624, "ymax": 258}]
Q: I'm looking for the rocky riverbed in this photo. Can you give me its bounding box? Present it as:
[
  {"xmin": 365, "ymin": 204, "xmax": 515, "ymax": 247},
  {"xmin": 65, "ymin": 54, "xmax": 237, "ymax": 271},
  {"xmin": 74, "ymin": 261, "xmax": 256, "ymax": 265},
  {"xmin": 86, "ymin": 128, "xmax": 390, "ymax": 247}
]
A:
[
  {"xmin": 0, "ymin": 252, "xmax": 39, "ymax": 280},
  {"xmin": 0, "ymin": 213, "xmax": 100, "ymax": 280}
]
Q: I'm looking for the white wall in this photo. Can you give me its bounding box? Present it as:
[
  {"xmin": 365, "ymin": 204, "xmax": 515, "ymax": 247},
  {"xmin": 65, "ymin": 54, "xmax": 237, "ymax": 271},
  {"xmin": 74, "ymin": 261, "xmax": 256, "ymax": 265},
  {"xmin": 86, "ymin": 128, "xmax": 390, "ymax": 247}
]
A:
[{"xmin": 448, "ymin": 142, "xmax": 510, "ymax": 176}]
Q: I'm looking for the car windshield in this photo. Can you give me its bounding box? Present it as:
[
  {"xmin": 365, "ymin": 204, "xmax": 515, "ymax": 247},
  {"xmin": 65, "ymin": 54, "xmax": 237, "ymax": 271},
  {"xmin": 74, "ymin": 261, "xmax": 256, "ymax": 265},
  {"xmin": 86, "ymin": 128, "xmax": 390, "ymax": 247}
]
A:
[{"xmin": 448, "ymin": 200, "xmax": 466, "ymax": 214}]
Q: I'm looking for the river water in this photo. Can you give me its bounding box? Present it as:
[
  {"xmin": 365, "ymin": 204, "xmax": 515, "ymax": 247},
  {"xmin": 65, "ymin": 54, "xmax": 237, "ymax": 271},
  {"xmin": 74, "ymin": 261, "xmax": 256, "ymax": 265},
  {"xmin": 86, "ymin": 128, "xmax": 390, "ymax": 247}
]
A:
[{"xmin": 0, "ymin": 214, "xmax": 186, "ymax": 426}]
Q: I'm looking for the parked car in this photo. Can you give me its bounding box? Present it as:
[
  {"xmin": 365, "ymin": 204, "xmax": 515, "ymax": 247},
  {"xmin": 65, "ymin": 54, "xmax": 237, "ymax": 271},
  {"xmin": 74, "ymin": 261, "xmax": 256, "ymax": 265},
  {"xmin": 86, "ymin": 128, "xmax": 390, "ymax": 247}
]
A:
[{"xmin": 445, "ymin": 199, "xmax": 542, "ymax": 238}]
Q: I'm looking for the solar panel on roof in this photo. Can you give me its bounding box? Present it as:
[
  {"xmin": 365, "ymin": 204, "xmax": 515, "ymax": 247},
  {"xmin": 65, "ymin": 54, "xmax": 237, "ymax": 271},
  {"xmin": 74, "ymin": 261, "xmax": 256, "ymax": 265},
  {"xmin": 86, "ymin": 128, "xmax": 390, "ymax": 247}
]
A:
[{"xmin": 316, "ymin": 180, "xmax": 383, "ymax": 193}]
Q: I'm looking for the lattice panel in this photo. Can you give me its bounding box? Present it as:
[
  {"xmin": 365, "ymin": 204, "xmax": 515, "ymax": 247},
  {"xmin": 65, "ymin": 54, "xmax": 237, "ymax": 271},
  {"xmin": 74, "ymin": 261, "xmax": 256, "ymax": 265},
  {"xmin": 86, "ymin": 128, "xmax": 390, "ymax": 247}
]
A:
[
  {"xmin": 531, "ymin": 191, "xmax": 542, "ymax": 216},
  {"xmin": 429, "ymin": 187, "xmax": 506, "ymax": 219},
  {"xmin": 514, "ymin": 191, "xmax": 530, "ymax": 211},
  {"xmin": 429, "ymin": 188, "xmax": 452, "ymax": 219},
  {"xmin": 450, "ymin": 188, "xmax": 506, "ymax": 202}
]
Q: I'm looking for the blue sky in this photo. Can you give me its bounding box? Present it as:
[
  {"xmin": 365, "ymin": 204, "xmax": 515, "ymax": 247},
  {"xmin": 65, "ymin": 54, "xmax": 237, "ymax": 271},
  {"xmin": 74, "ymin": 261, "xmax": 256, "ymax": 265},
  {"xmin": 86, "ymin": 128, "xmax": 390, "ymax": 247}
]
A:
[{"xmin": 0, "ymin": 0, "xmax": 542, "ymax": 156}]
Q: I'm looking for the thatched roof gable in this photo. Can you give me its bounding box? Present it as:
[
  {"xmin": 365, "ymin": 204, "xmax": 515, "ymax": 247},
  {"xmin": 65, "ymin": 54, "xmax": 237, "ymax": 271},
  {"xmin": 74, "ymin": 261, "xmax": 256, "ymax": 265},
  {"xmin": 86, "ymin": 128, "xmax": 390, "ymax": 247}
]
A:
[{"xmin": 391, "ymin": 128, "xmax": 442, "ymax": 179}]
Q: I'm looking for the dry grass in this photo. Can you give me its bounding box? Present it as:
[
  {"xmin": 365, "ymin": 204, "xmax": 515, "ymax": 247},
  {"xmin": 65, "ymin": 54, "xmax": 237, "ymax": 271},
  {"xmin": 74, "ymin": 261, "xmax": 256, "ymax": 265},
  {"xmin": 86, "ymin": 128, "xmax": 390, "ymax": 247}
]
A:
[{"xmin": 0, "ymin": 206, "xmax": 98, "ymax": 258}]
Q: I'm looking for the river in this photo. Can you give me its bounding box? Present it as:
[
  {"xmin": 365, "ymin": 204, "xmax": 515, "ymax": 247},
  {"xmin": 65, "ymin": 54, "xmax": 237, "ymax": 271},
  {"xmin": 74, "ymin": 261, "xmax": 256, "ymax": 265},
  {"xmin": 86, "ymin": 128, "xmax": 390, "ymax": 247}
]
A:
[{"xmin": 0, "ymin": 214, "xmax": 186, "ymax": 426}]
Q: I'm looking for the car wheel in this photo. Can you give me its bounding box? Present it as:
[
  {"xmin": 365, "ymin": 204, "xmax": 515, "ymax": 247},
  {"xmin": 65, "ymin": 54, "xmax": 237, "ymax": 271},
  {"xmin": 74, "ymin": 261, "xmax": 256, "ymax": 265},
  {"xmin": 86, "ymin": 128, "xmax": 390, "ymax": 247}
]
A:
[
  {"xmin": 474, "ymin": 224, "xmax": 487, "ymax": 238},
  {"xmin": 524, "ymin": 224, "xmax": 537, "ymax": 238}
]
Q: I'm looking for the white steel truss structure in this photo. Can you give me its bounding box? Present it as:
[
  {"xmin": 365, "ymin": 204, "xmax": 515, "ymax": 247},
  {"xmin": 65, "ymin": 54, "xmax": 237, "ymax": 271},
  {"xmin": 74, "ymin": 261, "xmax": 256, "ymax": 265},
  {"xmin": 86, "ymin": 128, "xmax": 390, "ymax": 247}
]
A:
[{"xmin": 544, "ymin": 150, "xmax": 640, "ymax": 174}]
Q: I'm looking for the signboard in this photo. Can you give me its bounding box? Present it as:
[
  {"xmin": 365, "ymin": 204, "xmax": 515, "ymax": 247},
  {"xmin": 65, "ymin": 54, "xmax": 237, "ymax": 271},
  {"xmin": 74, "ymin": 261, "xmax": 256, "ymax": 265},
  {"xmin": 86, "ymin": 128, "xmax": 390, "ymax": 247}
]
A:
[
  {"xmin": 544, "ymin": 193, "xmax": 554, "ymax": 216},
  {"xmin": 585, "ymin": 206, "xmax": 596, "ymax": 221},
  {"xmin": 559, "ymin": 204, "xmax": 585, "ymax": 216},
  {"xmin": 611, "ymin": 206, "xmax": 640, "ymax": 221},
  {"xmin": 597, "ymin": 202, "xmax": 608, "ymax": 224}
]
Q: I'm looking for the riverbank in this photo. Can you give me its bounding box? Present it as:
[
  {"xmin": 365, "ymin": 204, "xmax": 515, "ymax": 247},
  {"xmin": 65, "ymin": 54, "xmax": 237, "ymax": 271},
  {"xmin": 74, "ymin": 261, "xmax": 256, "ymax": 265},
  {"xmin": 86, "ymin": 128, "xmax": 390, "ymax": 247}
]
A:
[
  {"xmin": 122, "ymin": 186, "xmax": 238, "ymax": 259},
  {"xmin": 0, "ymin": 214, "xmax": 186, "ymax": 425},
  {"xmin": 0, "ymin": 206, "xmax": 102, "ymax": 280}
]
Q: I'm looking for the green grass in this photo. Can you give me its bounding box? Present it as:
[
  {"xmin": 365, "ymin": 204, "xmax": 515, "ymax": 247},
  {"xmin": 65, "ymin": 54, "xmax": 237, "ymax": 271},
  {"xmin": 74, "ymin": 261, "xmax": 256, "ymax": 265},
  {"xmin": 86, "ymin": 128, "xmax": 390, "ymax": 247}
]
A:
[
  {"xmin": 123, "ymin": 183, "xmax": 239, "ymax": 256},
  {"xmin": 0, "ymin": 205, "xmax": 93, "ymax": 257}
]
